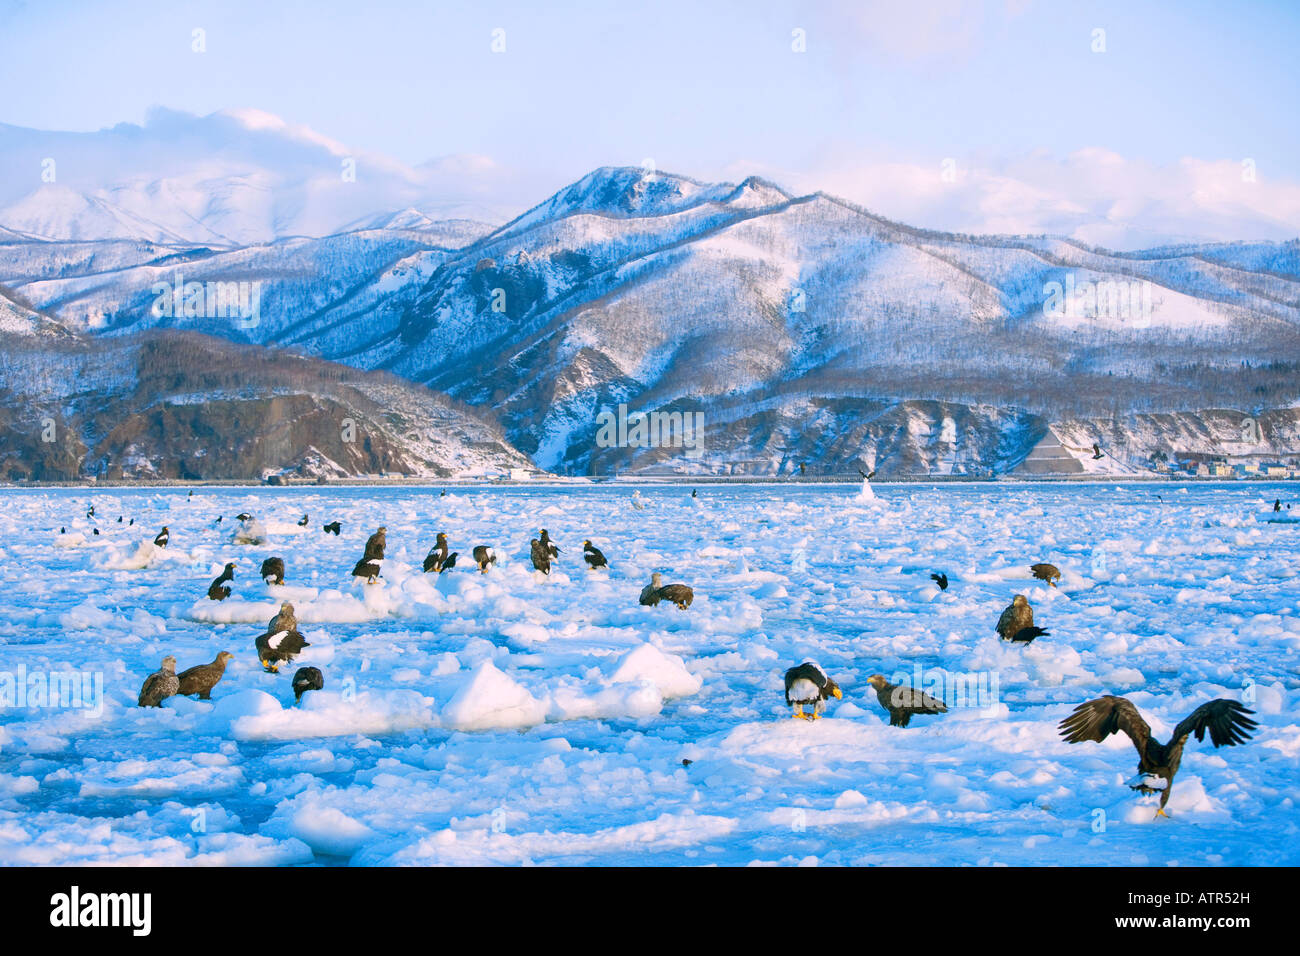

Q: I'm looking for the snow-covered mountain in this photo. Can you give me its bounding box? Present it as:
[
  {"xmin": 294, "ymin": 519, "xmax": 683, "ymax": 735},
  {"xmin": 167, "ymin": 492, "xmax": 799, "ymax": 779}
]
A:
[
  {"xmin": 0, "ymin": 109, "xmax": 521, "ymax": 245},
  {"xmin": 2, "ymin": 161, "xmax": 1298, "ymax": 476}
]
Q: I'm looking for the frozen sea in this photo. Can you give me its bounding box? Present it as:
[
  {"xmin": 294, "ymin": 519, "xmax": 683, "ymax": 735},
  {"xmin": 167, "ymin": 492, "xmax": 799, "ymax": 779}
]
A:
[{"xmin": 0, "ymin": 481, "xmax": 1297, "ymax": 866}]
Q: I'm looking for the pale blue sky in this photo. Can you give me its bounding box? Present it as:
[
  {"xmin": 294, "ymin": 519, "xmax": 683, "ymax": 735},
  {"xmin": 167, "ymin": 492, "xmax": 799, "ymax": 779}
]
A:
[
  {"xmin": 1, "ymin": 0, "xmax": 1296, "ymax": 243},
  {"xmin": 3, "ymin": 0, "xmax": 1296, "ymax": 173}
]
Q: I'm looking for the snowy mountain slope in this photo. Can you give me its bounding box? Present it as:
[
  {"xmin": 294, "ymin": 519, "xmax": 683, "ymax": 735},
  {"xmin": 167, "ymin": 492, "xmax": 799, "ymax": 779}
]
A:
[
  {"xmin": 3, "ymin": 163, "xmax": 1298, "ymax": 475},
  {"xmin": 0, "ymin": 330, "xmax": 531, "ymax": 481}
]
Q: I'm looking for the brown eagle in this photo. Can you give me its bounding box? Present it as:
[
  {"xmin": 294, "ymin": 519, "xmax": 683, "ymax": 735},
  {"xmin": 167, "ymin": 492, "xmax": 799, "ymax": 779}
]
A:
[
  {"xmin": 1058, "ymin": 696, "xmax": 1257, "ymax": 817},
  {"xmin": 1030, "ymin": 563, "xmax": 1061, "ymax": 587},
  {"xmin": 866, "ymin": 674, "xmax": 949, "ymax": 727},
  {"xmin": 639, "ymin": 572, "xmax": 693, "ymax": 609},
  {"xmin": 138, "ymin": 656, "xmax": 179, "ymax": 707},
  {"xmin": 996, "ymin": 594, "xmax": 1045, "ymax": 642},
  {"xmin": 177, "ymin": 651, "xmax": 234, "ymax": 700}
]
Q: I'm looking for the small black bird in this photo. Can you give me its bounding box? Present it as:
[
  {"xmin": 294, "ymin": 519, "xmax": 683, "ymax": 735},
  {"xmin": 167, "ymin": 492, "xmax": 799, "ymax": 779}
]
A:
[
  {"xmin": 117, "ymin": 516, "xmax": 123, "ymax": 523},
  {"xmin": 298, "ymin": 513, "xmax": 309, "ymax": 526},
  {"xmin": 215, "ymin": 515, "xmax": 223, "ymax": 524},
  {"xmin": 323, "ymin": 520, "xmax": 341, "ymax": 535},
  {"xmin": 292, "ymin": 666, "xmax": 325, "ymax": 703},
  {"xmin": 582, "ymin": 540, "xmax": 608, "ymax": 570},
  {"xmin": 208, "ymin": 562, "xmax": 236, "ymax": 601},
  {"xmin": 1059, "ymin": 696, "xmax": 1257, "ymax": 818},
  {"xmin": 930, "ymin": 572, "xmax": 949, "ymax": 590},
  {"xmin": 1010, "ymin": 625, "xmax": 1049, "ymax": 643},
  {"xmin": 92, "ymin": 528, "xmax": 100, "ymax": 536},
  {"xmin": 153, "ymin": 526, "xmax": 169, "ymax": 549}
]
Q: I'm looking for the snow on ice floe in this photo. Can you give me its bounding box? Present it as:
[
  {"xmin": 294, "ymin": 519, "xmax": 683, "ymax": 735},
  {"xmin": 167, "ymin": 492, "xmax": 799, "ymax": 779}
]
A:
[{"xmin": 2, "ymin": 482, "xmax": 1299, "ymax": 865}]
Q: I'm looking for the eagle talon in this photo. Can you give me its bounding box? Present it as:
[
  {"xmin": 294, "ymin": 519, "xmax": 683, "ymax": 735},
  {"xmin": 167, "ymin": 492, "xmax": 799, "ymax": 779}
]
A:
[{"xmin": 1155, "ymin": 808, "xmax": 1169, "ymax": 819}]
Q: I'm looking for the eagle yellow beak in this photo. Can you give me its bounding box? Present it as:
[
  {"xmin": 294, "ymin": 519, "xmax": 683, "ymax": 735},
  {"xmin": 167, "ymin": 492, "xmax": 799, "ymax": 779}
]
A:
[{"xmin": 832, "ymin": 688, "xmax": 843, "ymax": 699}]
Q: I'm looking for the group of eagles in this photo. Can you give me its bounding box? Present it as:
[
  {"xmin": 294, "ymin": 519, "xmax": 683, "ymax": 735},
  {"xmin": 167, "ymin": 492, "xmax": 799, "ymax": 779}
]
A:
[
  {"xmin": 131, "ymin": 509, "xmax": 1257, "ymax": 819},
  {"xmin": 203, "ymin": 521, "xmax": 696, "ymax": 610}
]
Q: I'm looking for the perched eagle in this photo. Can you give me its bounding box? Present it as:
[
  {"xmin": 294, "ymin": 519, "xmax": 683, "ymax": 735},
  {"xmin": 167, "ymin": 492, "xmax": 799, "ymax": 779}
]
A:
[
  {"xmin": 866, "ymin": 674, "xmax": 948, "ymax": 727},
  {"xmin": 639, "ymin": 572, "xmax": 694, "ymax": 609},
  {"xmin": 207, "ymin": 562, "xmax": 236, "ymax": 601},
  {"xmin": 363, "ymin": 526, "xmax": 387, "ymax": 561},
  {"xmin": 930, "ymin": 572, "xmax": 949, "ymax": 591},
  {"xmin": 256, "ymin": 602, "xmax": 310, "ymax": 673},
  {"xmin": 138, "ymin": 656, "xmax": 179, "ymax": 707},
  {"xmin": 582, "ymin": 540, "xmax": 608, "ymax": 570},
  {"xmin": 292, "ymin": 666, "xmax": 325, "ymax": 703},
  {"xmin": 153, "ymin": 526, "xmax": 169, "ymax": 549},
  {"xmin": 1058, "ymin": 696, "xmax": 1258, "ymax": 817},
  {"xmin": 472, "ymin": 545, "xmax": 498, "ymax": 573},
  {"xmin": 298, "ymin": 513, "xmax": 309, "ymax": 527},
  {"xmin": 529, "ymin": 537, "xmax": 551, "ymax": 574},
  {"xmin": 260, "ymin": 556, "xmax": 285, "ymax": 586},
  {"xmin": 323, "ymin": 520, "xmax": 341, "ymax": 536},
  {"xmin": 177, "ymin": 651, "xmax": 234, "ymax": 700},
  {"xmin": 1030, "ymin": 563, "xmax": 1061, "ymax": 587},
  {"xmin": 539, "ymin": 528, "xmax": 561, "ymax": 558},
  {"xmin": 783, "ymin": 662, "xmax": 841, "ymax": 720},
  {"xmin": 351, "ymin": 557, "xmax": 382, "ymax": 583},
  {"xmin": 996, "ymin": 594, "xmax": 1043, "ymax": 642},
  {"xmin": 423, "ymin": 532, "xmax": 458, "ymax": 573}
]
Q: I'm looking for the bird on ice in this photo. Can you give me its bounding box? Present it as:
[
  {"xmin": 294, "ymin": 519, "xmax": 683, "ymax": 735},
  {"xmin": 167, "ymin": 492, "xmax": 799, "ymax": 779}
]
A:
[
  {"xmin": 137, "ymin": 656, "xmax": 179, "ymax": 708},
  {"xmin": 255, "ymin": 602, "xmax": 310, "ymax": 673},
  {"xmin": 865, "ymin": 674, "xmax": 948, "ymax": 727},
  {"xmin": 783, "ymin": 661, "xmax": 842, "ymax": 720},
  {"xmin": 207, "ymin": 562, "xmax": 236, "ymax": 601},
  {"xmin": 176, "ymin": 651, "xmax": 235, "ymax": 700},
  {"xmin": 996, "ymin": 594, "xmax": 1049, "ymax": 643},
  {"xmin": 639, "ymin": 572, "xmax": 694, "ymax": 609},
  {"xmin": 1058, "ymin": 696, "xmax": 1257, "ymax": 818}
]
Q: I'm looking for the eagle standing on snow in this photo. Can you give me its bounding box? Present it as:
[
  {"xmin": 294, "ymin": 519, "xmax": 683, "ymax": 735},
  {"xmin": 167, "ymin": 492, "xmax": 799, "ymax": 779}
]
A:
[
  {"xmin": 1058, "ymin": 696, "xmax": 1257, "ymax": 817},
  {"xmin": 783, "ymin": 662, "xmax": 842, "ymax": 720},
  {"xmin": 639, "ymin": 572, "xmax": 694, "ymax": 609},
  {"xmin": 865, "ymin": 674, "xmax": 948, "ymax": 727},
  {"xmin": 153, "ymin": 526, "xmax": 169, "ymax": 549},
  {"xmin": 996, "ymin": 594, "xmax": 1048, "ymax": 643},
  {"xmin": 256, "ymin": 602, "xmax": 310, "ymax": 673},
  {"xmin": 472, "ymin": 545, "xmax": 498, "ymax": 573},
  {"xmin": 1030, "ymin": 562, "xmax": 1061, "ymax": 587},
  {"xmin": 260, "ymin": 556, "xmax": 285, "ymax": 585},
  {"xmin": 582, "ymin": 540, "xmax": 608, "ymax": 570},
  {"xmin": 539, "ymin": 529, "xmax": 561, "ymax": 558},
  {"xmin": 138, "ymin": 656, "xmax": 179, "ymax": 707},
  {"xmin": 530, "ymin": 537, "xmax": 551, "ymax": 574},
  {"xmin": 177, "ymin": 651, "xmax": 234, "ymax": 700},
  {"xmin": 352, "ymin": 525, "xmax": 386, "ymax": 582},
  {"xmin": 208, "ymin": 562, "xmax": 236, "ymax": 601},
  {"xmin": 423, "ymin": 532, "xmax": 458, "ymax": 573}
]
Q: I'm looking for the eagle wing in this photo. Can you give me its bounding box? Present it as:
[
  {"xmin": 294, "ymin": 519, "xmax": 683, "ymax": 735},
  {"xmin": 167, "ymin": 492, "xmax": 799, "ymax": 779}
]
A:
[
  {"xmin": 1058, "ymin": 696, "xmax": 1151, "ymax": 759},
  {"xmin": 1170, "ymin": 699, "xmax": 1257, "ymax": 749}
]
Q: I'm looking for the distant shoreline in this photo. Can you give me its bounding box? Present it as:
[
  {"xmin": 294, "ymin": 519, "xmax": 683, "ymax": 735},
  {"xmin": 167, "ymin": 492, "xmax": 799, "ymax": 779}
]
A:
[{"xmin": 1, "ymin": 474, "xmax": 1294, "ymax": 489}]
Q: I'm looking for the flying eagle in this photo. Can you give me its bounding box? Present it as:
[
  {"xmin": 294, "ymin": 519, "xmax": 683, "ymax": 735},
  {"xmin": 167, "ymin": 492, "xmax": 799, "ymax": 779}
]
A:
[
  {"xmin": 208, "ymin": 562, "xmax": 235, "ymax": 601},
  {"xmin": 260, "ymin": 556, "xmax": 285, "ymax": 585},
  {"xmin": 472, "ymin": 545, "xmax": 498, "ymax": 573},
  {"xmin": 138, "ymin": 656, "xmax": 179, "ymax": 707},
  {"xmin": 292, "ymin": 666, "xmax": 325, "ymax": 703},
  {"xmin": 783, "ymin": 662, "xmax": 841, "ymax": 720},
  {"xmin": 583, "ymin": 540, "xmax": 608, "ymax": 570},
  {"xmin": 639, "ymin": 572, "xmax": 694, "ymax": 609},
  {"xmin": 1030, "ymin": 563, "xmax": 1061, "ymax": 587},
  {"xmin": 930, "ymin": 572, "xmax": 949, "ymax": 591},
  {"xmin": 323, "ymin": 520, "xmax": 341, "ymax": 535},
  {"xmin": 177, "ymin": 651, "xmax": 234, "ymax": 700},
  {"xmin": 1058, "ymin": 696, "xmax": 1258, "ymax": 817},
  {"xmin": 153, "ymin": 526, "xmax": 169, "ymax": 549},
  {"xmin": 256, "ymin": 602, "xmax": 310, "ymax": 673},
  {"xmin": 866, "ymin": 674, "xmax": 948, "ymax": 727}
]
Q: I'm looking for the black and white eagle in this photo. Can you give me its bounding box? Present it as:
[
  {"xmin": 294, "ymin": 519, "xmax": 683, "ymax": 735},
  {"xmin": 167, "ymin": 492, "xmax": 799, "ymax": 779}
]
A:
[{"xmin": 783, "ymin": 661, "xmax": 842, "ymax": 720}]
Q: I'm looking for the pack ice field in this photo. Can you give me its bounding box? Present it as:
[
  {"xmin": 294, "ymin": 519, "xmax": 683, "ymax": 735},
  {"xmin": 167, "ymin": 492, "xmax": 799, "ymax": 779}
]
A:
[{"xmin": 0, "ymin": 482, "xmax": 1296, "ymax": 866}]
